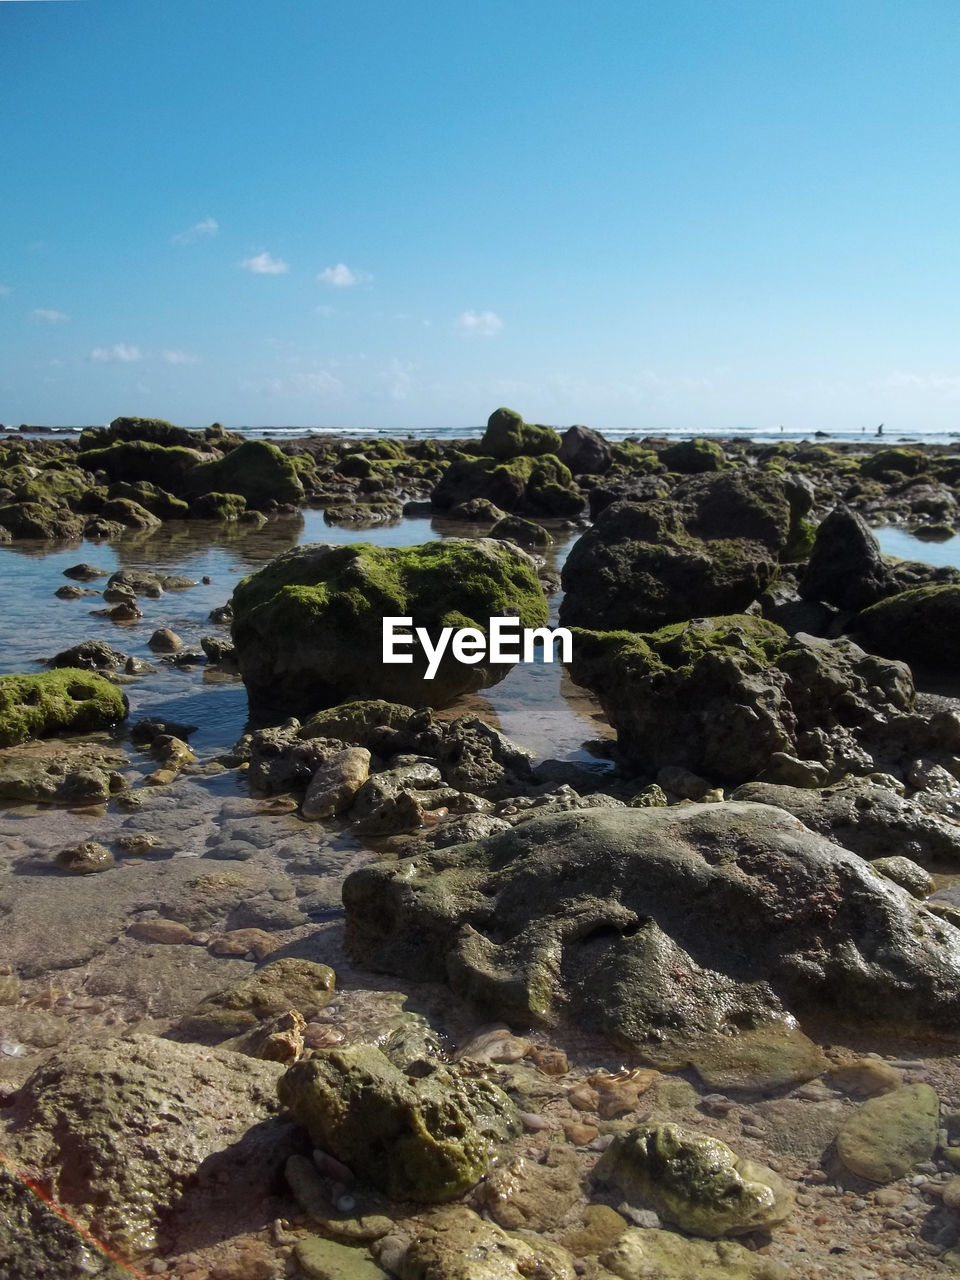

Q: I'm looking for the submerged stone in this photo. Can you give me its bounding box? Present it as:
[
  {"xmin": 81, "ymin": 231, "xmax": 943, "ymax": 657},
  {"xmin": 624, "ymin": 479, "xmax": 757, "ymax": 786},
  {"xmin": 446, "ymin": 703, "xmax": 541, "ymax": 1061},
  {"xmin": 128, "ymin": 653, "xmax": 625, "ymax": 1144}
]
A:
[
  {"xmin": 0, "ymin": 668, "xmax": 128, "ymax": 747},
  {"xmin": 836, "ymin": 1083, "xmax": 940, "ymax": 1182},
  {"xmin": 600, "ymin": 1227, "xmax": 788, "ymax": 1280}
]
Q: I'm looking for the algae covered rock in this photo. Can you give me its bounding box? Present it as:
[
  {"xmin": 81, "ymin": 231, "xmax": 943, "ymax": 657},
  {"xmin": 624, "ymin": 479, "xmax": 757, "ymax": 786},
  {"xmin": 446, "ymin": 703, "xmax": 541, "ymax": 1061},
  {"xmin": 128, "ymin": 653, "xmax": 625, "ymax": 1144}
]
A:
[
  {"xmin": 855, "ymin": 584, "xmax": 960, "ymax": 667},
  {"xmin": 567, "ymin": 617, "xmax": 913, "ymax": 784},
  {"xmin": 0, "ymin": 668, "xmax": 128, "ymax": 747},
  {"xmin": 432, "ymin": 453, "xmax": 584, "ymax": 518},
  {"xmin": 660, "ymin": 436, "xmax": 727, "ymax": 473},
  {"xmin": 383, "ymin": 1204, "xmax": 577, "ymax": 1279},
  {"xmin": 560, "ymin": 470, "xmax": 796, "ymax": 632},
  {"xmin": 185, "ymin": 438, "xmax": 303, "ymax": 507},
  {"xmin": 180, "ymin": 957, "xmax": 336, "ymax": 1041},
  {"xmin": 344, "ymin": 803, "xmax": 960, "ymax": 1052},
  {"xmin": 595, "ymin": 1124, "xmax": 794, "ymax": 1238},
  {"xmin": 0, "ymin": 740, "xmax": 127, "ymax": 805},
  {"xmin": 231, "ymin": 539, "xmax": 548, "ymax": 714},
  {"xmin": 5, "ymin": 1035, "xmax": 289, "ymax": 1256},
  {"xmin": 836, "ymin": 1083, "xmax": 940, "ymax": 1182},
  {"xmin": 277, "ymin": 1044, "xmax": 520, "ymax": 1202},
  {"xmin": 600, "ymin": 1227, "xmax": 788, "ymax": 1278},
  {"xmin": 480, "ymin": 406, "xmax": 562, "ymax": 459}
]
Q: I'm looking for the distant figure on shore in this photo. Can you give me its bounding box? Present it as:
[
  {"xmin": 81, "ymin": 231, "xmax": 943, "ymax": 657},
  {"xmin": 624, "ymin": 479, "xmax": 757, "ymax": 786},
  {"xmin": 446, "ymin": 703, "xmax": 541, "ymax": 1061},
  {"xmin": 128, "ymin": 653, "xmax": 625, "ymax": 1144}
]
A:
[
  {"xmin": 876, "ymin": 423, "xmax": 884, "ymax": 436},
  {"xmin": 779, "ymin": 424, "xmax": 784, "ymax": 432}
]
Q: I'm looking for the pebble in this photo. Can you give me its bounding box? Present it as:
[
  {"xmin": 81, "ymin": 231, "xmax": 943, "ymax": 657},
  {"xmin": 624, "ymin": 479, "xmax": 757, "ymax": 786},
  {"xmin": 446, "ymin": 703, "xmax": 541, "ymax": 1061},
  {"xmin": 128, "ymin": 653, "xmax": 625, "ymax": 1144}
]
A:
[
  {"xmin": 617, "ymin": 1204, "xmax": 660, "ymax": 1229},
  {"xmin": 943, "ymin": 1177, "xmax": 960, "ymax": 1211},
  {"xmin": 519, "ymin": 1111, "xmax": 553, "ymax": 1132},
  {"xmin": 564, "ymin": 1122, "xmax": 599, "ymax": 1146}
]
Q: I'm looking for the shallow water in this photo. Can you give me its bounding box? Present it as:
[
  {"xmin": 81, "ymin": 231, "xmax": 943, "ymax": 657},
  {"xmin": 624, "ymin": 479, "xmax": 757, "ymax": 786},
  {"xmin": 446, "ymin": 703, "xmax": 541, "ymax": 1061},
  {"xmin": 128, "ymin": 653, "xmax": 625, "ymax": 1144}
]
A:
[{"xmin": 0, "ymin": 510, "xmax": 610, "ymax": 763}]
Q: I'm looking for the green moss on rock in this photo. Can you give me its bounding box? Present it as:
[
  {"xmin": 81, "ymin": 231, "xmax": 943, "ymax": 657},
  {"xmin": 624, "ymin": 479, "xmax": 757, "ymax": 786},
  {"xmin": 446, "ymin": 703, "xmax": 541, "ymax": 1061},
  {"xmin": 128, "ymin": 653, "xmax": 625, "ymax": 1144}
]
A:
[
  {"xmin": 189, "ymin": 491, "xmax": 247, "ymax": 520},
  {"xmin": 856, "ymin": 584, "xmax": 960, "ymax": 667},
  {"xmin": 480, "ymin": 407, "xmax": 562, "ymax": 459},
  {"xmin": 186, "ymin": 439, "xmax": 303, "ymax": 507},
  {"xmin": 77, "ymin": 440, "xmax": 208, "ymax": 493},
  {"xmin": 0, "ymin": 669, "xmax": 128, "ymax": 747},
  {"xmin": 660, "ymin": 437, "xmax": 727, "ymax": 473}
]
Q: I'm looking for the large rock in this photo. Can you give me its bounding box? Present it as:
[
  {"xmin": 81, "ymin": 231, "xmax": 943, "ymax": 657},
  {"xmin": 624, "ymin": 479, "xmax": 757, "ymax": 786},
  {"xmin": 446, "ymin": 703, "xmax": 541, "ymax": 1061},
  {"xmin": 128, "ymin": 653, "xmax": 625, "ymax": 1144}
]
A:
[
  {"xmin": 180, "ymin": 957, "xmax": 336, "ymax": 1041},
  {"xmin": 277, "ymin": 1045, "xmax": 520, "ymax": 1202},
  {"xmin": 479, "ymin": 406, "xmax": 562, "ymax": 459},
  {"xmin": 0, "ymin": 740, "xmax": 127, "ymax": 805},
  {"xmin": 836, "ymin": 1084, "xmax": 940, "ymax": 1182},
  {"xmin": 558, "ymin": 423, "xmax": 612, "ymax": 475},
  {"xmin": 381, "ymin": 1205, "xmax": 577, "ymax": 1279},
  {"xmin": 855, "ymin": 584, "xmax": 960, "ymax": 667},
  {"xmin": 231, "ymin": 539, "xmax": 548, "ymax": 714},
  {"xmin": 0, "ymin": 669, "xmax": 128, "ymax": 747},
  {"xmin": 560, "ymin": 471, "xmax": 798, "ymax": 631},
  {"xmin": 732, "ymin": 779, "xmax": 960, "ymax": 865},
  {"xmin": 600, "ymin": 1227, "xmax": 787, "ymax": 1280},
  {"xmin": 432, "ymin": 453, "xmax": 584, "ymax": 518},
  {"xmin": 184, "ymin": 439, "xmax": 303, "ymax": 507},
  {"xmin": 567, "ymin": 616, "xmax": 913, "ymax": 784},
  {"xmin": 343, "ymin": 804, "xmax": 960, "ymax": 1054},
  {"xmin": 4, "ymin": 1035, "xmax": 290, "ymax": 1256},
  {"xmin": 799, "ymin": 505, "xmax": 899, "ymax": 610},
  {"xmin": 595, "ymin": 1124, "xmax": 794, "ymax": 1237}
]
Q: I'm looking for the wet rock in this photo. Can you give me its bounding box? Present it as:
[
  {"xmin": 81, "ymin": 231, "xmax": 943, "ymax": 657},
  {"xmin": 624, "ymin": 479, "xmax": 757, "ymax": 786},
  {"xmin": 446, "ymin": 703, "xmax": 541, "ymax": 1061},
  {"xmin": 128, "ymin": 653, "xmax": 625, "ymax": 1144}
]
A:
[
  {"xmin": 285, "ymin": 1153, "xmax": 394, "ymax": 1240},
  {"xmin": 277, "ymin": 1044, "xmax": 520, "ymax": 1202},
  {"xmin": 129, "ymin": 716, "xmax": 199, "ymax": 745},
  {"xmin": 489, "ymin": 514, "xmax": 553, "ymax": 547},
  {"xmin": 595, "ymin": 1124, "xmax": 794, "ymax": 1237},
  {"xmin": 180, "ymin": 957, "xmax": 336, "ymax": 1041},
  {"xmin": 49, "ymin": 639, "xmax": 128, "ymax": 670},
  {"xmin": 479, "ymin": 406, "xmax": 562, "ymax": 459},
  {"xmin": 437, "ymin": 716, "xmax": 536, "ymax": 797},
  {"xmin": 148, "ymin": 627, "xmax": 182, "ymax": 653},
  {"xmin": 231, "ymin": 539, "xmax": 548, "ymax": 713},
  {"xmin": 243, "ymin": 723, "xmax": 338, "ymax": 793},
  {"xmin": 600, "ymin": 1227, "xmax": 788, "ymax": 1280},
  {"xmin": 55, "ymin": 840, "xmax": 115, "ymax": 875},
  {"xmin": 295, "ymin": 1236, "xmax": 387, "ymax": 1280},
  {"xmin": 63, "ymin": 562, "xmax": 109, "ymax": 581},
  {"xmin": 837, "ymin": 1083, "xmax": 940, "ymax": 1182},
  {"xmin": 0, "ymin": 668, "xmax": 128, "ymax": 747},
  {"xmin": 128, "ymin": 918, "xmax": 194, "ymax": 944},
  {"xmin": 0, "ymin": 740, "xmax": 127, "ymax": 805},
  {"xmin": 473, "ymin": 1146, "xmax": 582, "ymax": 1230},
  {"xmin": 374, "ymin": 1204, "xmax": 576, "ymax": 1279},
  {"xmin": 799, "ymin": 505, "xmax": 900, "ymax": 610},
  {"xmin": 826, "ymin": 1058, "xmax": 903, "ymax": 1097},
  {"xmin": 871, "ymin": 855, "xmax": 935, "ymax": 897},
  {"xmin": 5, "ymin": 1034, "xmax": 290, "ymax": 1255},
  {"xmin": 224, "ymin": 1009, "xmax": 306, "ymax": 1064},
  {"xmin": 350, "ymin": 760, "xmax": 442, "ymax": 819},
  {"xmin": 201, "ymin": 634, "xmax": 236, "ymax": 663},
  {"xmin": 351, "ymin": 789, "xmax": 426, "ymax": 835},
  {"xmin": 344, "ymin": 803, "xmax": 960, "ymax": 1052},
  {"xmin": 54, "ymin": 583, "xmax": 98, "ymax": 599},
  {"xmin": 558, "ymin": 423, "xmax": 612, "ymax": 475},
  {"xmin": 569, "ymin": 618, "xmax": 915, "ymax": 784}
]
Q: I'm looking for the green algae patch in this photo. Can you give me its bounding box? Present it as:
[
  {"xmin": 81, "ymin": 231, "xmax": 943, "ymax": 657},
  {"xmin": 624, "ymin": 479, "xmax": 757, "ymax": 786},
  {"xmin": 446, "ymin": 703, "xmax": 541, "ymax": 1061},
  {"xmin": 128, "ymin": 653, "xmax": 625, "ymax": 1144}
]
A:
[
  {"xmin": 277, "ymin": 1044, "xmax": 520, "ymax": 1202},
  {"xmin": 231, "ymin": 538, "xmax": 548, "ymax": 714},
  {"xmin": 185, "ymin": 439, "xmax": 303, "ymax": 507},
  {"xmin": 77, "ymin": 440, "xmax": 209, "ymax": 493},
  {"xmin": 837, "ymin": 1083, "xmax": 939, "ymax": 1182},
  {"xmin": 856, "ymin": 583, "xmax": 960, "ymax": 667},
  {"xmin": 188, "ymin": 490, "xmax": 247, "ymax": 520},
  {"xmin": 480, "ymin": 406, "xmax": 562, "ymax": 458},
  {"xmin": 661, "ymin": 437, "xmax": 727, "ymax": 473},
  {"xmin": 0, "ymin": 669, "xmax": 128, "ymax": 747}
]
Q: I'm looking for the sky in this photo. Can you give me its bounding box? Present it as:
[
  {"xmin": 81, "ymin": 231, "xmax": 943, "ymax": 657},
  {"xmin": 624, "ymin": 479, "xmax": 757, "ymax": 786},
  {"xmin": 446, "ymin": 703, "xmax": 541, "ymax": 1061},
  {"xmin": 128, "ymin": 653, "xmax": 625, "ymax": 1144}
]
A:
[{"xmin": 2, "ymin": 0, "xmax": 960, "ymax": 434}]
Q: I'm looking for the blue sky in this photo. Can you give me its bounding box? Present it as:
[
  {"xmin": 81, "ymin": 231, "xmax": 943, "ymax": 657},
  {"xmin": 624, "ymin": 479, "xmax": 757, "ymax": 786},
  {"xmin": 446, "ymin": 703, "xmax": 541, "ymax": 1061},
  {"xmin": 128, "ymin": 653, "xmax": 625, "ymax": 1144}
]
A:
[{"xmin": 2, "ymin": 0, "xmax": 960, "ymax": 433}]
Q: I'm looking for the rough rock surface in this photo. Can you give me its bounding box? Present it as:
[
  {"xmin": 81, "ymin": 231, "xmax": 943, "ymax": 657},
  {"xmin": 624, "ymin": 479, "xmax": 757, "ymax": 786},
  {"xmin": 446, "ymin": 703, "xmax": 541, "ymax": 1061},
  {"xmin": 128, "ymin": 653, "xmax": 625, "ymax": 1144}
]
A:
[
  {"xmin": 4, "ymin": 1035, "xmax": 290, "ymax": 1256},
  {"xmin": 600, "ymin": 1227, "xmax": 788, "ymax": 1279},
  {"xmin": 836, "ymin": 1084, "xmax": 940, "ymax": 1183},
  {"xmin": 277, "ymin": 1045, "xmax": 520, "ymax": 1202},
  {"xmin": 0, "ymin": 668, "xmax": 128, "ymax": 747},
  {"xmin": 344, "ymin": 804, "xmax": 960, "ymax": 1051},
  {"xmin": 855, "ymin": 584, "xmax": 960, "ymax": 667},
  {"xmin": 380, "ymin": 1204, "xmax": 577, "ymax": 1279}
]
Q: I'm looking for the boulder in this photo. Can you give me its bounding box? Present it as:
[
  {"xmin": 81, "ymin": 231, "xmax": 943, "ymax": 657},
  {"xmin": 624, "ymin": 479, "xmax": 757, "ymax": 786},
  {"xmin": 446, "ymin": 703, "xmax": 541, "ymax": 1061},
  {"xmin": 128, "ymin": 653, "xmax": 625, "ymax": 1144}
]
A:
[
  {"xmin": 0, "ymin": 501, "xmax": 84, "ymax": 540},
  {"xmin": 479, "ymin": 406, "xmax": 562, "ymax": 459},
  {"xmin": 799, "ymin": 506, "xmax": 899, "ymax": 610},
  {"xmin": 432, "ymin": 454, "xmax": 584, "ymax": 518},
  {"xmin": 0, "ymin": 669, "xmax": 128, "ymax": 747},
  {"xmin": 5, "ymin": 1035, "xmax": 290, "ymax": 1255},
  {"xmin": 595, "ymin": 1125, "xmax": 793, "ymax": 1238},
  {"xmin": 600, "ymin": 1227, "xmax": 787, "ymax": 1280},
  {"xmin": 302, "ymin": 746, "xmax": 372, "ymax": 818},
  {"xmin": 855, "ymin": 584, "xmax": 960, "ymax": 667},
  {"xmin": 560, "ymin": 471, "xmax": 797, "ymax": 631},
  {"xmin": 49, "ymin": 639, "xmax": 127, "ymax": 670},
  {"xmin": 567, "ymin": 617, "xmax": 913, "ymax": 784},
  {"xmin": 836, "ymin": 1084, "xmax": 940, "ymax": 1183},
  {"xmin": 380, "ymin": 1205, "xmax": 576, "ymax": 1279},
  {"xmin": 558, "ymin": 423, "xmax": 612, "ymax": 475},
  {"xmin": 277, "ymin": 1045, "xmax": 520, "ymax": 1202},
  {"xmin": 231, "ymin": 539, "xmax": 548, "ymax": 714},
  {"xmin": 343, "ymin": 804, "xmax": 960, "ymax": 1054},
  {"xmin": 660, "ymin": 437, "xmax": 726, "ymax": 473},
  {"xmin": 0, "ymin": 740, "xmax": 127, "ymax": 805},
  {"xmin": 185, "ymin": 439, "xmax": 303, "ymax": 507}
]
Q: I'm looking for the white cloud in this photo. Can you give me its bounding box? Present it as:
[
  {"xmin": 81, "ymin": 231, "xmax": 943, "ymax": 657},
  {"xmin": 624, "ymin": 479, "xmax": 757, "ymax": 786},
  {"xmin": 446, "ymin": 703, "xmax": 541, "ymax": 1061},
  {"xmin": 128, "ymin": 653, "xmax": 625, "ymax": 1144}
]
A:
[
  {"xmin": 162, "ymin": 349, "xmax": 200, "ymax": 365},
  {"xmin": 318, "ymin": 263, "xmax": 371, "ymax": 287},
  {"xmin": 242, "ymin": 252, "xmax": 289, "ymax": 275},
  {"xmin": 172, "ymin": 216, "xmax": 219, "ymax": 245},
  {"xmin": 456, "ymin": 309, "xmax": 503, "ymax": 337},
  {"xmin": 31, "ymin": 308, "xmax": 68, "ymax": 324},
  {"xmin": 90, "ymin": 344, "xmax": 143, "ymax": 363}
]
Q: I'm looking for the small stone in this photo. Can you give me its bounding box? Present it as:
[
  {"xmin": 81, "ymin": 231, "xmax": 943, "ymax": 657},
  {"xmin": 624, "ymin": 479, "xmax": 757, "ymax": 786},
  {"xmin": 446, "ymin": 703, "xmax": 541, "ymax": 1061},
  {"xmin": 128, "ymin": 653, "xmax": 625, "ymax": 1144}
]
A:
[
  {"xmin": 942, "ymin": 1177, "xmax": 960, "ymax": 1211},
  {"xmin": 129, "ymin": 919, "xmax": 193, "ymax": 945},
  {"xmin": 208, "ymin": 929, "xmax": 277, "ymax": 960},
  {"xmin": 588, "ymin": 1069, "xmax": 659, "ymax": 1119},
  {"xmin": 828, "ymin": 1058, "xmax": 904, "ymax": 1097},
  {"xmin": 837, "ymin": 1083, "xmax": 940, "ymax": 1183},
  {"xmin": 294, "ymin": 1235, "xmax": 386, "ymax": 1280},
  {"xmin": 564, "ymin": 1122, "xmax": 599, "ymax": 1146},
  {"xmin": 456, "ymin": 1026, "xmax": 531, "ymax": 1064},
  {"xmin": 114, "ymin": 833, "xmax": 162, "ymax": 856},
  {"xmin": 55, "ymin": 841, "xmax": 115, "ymax": 875},
  {"xmin": 562, "ymin": 1204, "xmax": 628, "ymax": 1256},
  {"xmin": 148, "ymin": 628, "xmax": 182, "ymax": 653},
  {"xmin": 527, "ymin": 1045, "xmax": 569, "ymax": 1075}
]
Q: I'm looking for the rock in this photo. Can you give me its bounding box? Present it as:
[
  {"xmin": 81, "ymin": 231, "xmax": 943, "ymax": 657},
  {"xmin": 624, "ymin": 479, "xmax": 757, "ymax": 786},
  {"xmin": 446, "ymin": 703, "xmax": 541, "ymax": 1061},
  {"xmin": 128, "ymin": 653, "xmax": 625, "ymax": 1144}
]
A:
[
  {"xmin": 446, "ymin": 497, "xmax": 508, "ymax": 521},
  {"xmin": 0, "ymin": 740, "xmax": 127, "ymax": 805},
  {"xmin": 184, "ymin": 439, "xmax": 303, "ymax": 507},
  {"xmin": 558, "ymin": 423, "xmax": 612, "ymax": 475},
  {"xmin": 343, "ymin": 804, "xmax": 960, "ymax": 1053},
  {"xmin": 661, "ymin": 436, "xmax": 727, "ymax": 472},
  {"xmin": 189, "ymin": 490, "xmax": 247, "ymax": 520},
  {"xmin": 836, "ymin": 1083, "xmax": 940, "ymax": 1182},
  {"xmin": 560, "ymin": 470, "xmax": 799, "ymax": 631},
  {"xmin": 480, "ymin": 406, "xmax": 562, "ymax": 459},
  {"xmin": 294, "ymin": 1236, "xmax": 387, "ymax": 1280},
  {"xmin": 55, "ymin": 583, "xmax": 98, "ymax": 599},
  {"xmin": 473, "ymin": 1147, "xmax": 583, "ymax": 1230},
  {"xmin": 350, "ymin": 761, "xmax": 442, "ymax": 819},
  {"xmin": 826, "ymin": 1058, "xmax": 903, "ymax": 1097},
  {"xmin": 148, "ymin": 627, "xmax": 182, "ymax": 653},
  {"xmin": 55, "ymin": 841, "xmax": 115, "ymax": 874},
  {"xmin": 432, "ymin": 454, "xmax": 584, "ymax": 518},
  {"xmin": 600, "ymin": 1227, "xmax": 788, "ymax": 1280},
  {"xmin": 732, "ymin": 780, "xmax": 960, "ymax": 865},
  {"xmin": 0, "ymin": 668, "xmax": 128, "ymax": 747},
  {"xmin": 299, "ymin": 700, "xmax": 420, "ymax": 748},
  {"xmin": 871, "ymin": 855, "xmax": 934, "ymax": 897},
  {"xmin": 799, "ymin": 505, "xmax": 900, "ymax": 610},
  {"xmin": 377, "ymin": 1204, "xmax": 577, "ymax": 1280},
  {"xmin": 301, "ymin": 748, "xmax": 373, "ymax": 819},
  {"xmin": 5, "ymin": 1034, "xmax": 290, "ymax": 1255},
  {"xmin": 128, "ymin": 918, "xmax": 194, "ymax": 944},
  {"xmin": 595, "ymin": 1124, "xmax": 794, "ymax": 1238},
  {"xmin": 277, "ymin": 1044, "xmax": 520, "ymax": 1202},
  {"xmin": 63, "ymin": 562, "xmax": 109, "ymax": 581},
  {"xmin": 224, "ymin": 1010, "xmax": 306, "ymax": 1063},
  {"xmin": 568, "ymin": 618, "xmax": 913, "ymax": 784},
  {"xmin": 49, "ymin": 639, "xmax": 127, "ymax": 670},
  {"xmin": 856, "ymin": 584, "xmax": 960, "ymax": 667},
  {"xmin": 0, "ymin": 500, "xmax": 84, "ymax": 540},
  {"xmin": 201, "ymin": 634, "xmax": 236, "ymax": 663},
  {"xmin": 231, "ymin": 539, "xmax": 548, "ymax": 714},
  {"xmin": 98, "ymin": 497, "xmax": 161, "ymax": 530},
  {"xmin": 437, "ymin": 716, "xmax": 536, "ymax": 797},
  {"xmin": 180, "ymin": 958, "xmax": 336, "ymax": 1041}
]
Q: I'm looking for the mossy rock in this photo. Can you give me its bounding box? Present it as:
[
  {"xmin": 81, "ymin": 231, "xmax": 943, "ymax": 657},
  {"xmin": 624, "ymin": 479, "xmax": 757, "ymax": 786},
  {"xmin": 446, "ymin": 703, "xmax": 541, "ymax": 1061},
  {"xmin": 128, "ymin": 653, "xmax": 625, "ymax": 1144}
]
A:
[
  {"xmin": 277, "ymin": 1044, "xmax": 520, "ymax": 1202},
  {"xmin": 185, "ymin": 439, "xmax": 303, "ymax": 507},
  {"xmin": 79, "ymin": 415, "xmax": 209, "ymax": 449},
  {"xmin": 0, "ymin": 669, "xmax": 128, "ymax": 747},
  {"xmin": 0, "ymin": 501, "xmax": 84, "ymax": 540},
  {"xmin": 98, "ymin": 497, "xmax": 161, "ymax": 530},
  {"xmin": 299, "ymin": 699, "xmax": 417, "ymax": 744},
  {"xmin": 660, "ymin": 437, "xmax": 726, "ymax": 473},
  {"xmin": 433, "ymin": 454, "xmax": 583, "ymax": 518},
  {"xmin": 189, "ymin": 491, "xmax": 247, "ymax": 520},
  {"xmin": 836, "ymin": 1083, "xmax": 940, "ymax": 1182},
  {"xmin": 490, "ymin": 514, "xmax": 553, "ymax": 547},
  {"xmin": 600, "ymin": 1227, "xmax": 787, "ymax": 1279},
  {"xmin": 860, "ymin": 447, "xmax": 926, "ymax": 479},
  {"xmin": 181, "ymin": 958, "xmax": 336, "ymax": 1041},
  {"xmin": 106, "ymin": 480, "xmax": 189, "ymax": 519},
  {"xmin": 77, "ymin": 440, "xmax": 209, "ymax": 493},
  {"xmin": 856, "ymin": 584, "xmax": 960, "ymax": 667},
  {"xmin": 231, "ymin": 539, "xmax": 548, "ymax": 714},
  {"xmin": 480, "ymin": 407, "xmax": 562, "ymax": 459}
]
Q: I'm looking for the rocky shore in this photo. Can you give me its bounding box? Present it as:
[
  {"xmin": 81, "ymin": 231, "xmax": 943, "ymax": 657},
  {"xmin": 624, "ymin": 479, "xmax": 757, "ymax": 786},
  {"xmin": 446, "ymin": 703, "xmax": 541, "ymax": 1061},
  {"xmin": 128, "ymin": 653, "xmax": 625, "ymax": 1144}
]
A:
[{"xmin": 4, "ymin": 411, "xmax": 960, "ymax": 1277}]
